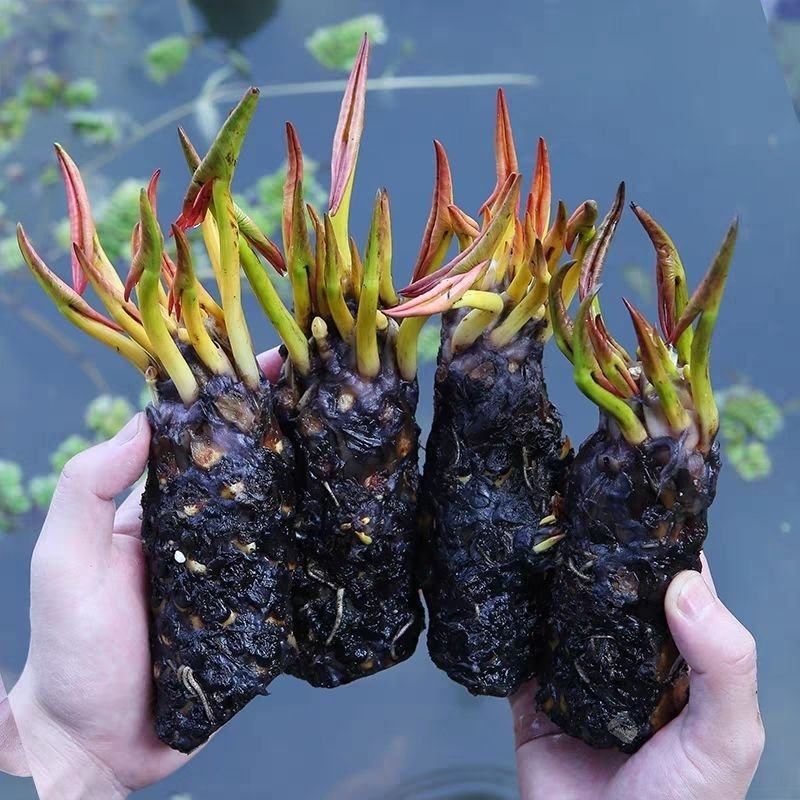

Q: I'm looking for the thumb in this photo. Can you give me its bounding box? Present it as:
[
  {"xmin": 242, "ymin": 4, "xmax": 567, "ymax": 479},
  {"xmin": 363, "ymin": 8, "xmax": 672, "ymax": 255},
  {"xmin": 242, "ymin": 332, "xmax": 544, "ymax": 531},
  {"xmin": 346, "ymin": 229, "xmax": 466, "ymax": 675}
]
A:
[
  {"xmin": 665, "ymin": 570, "xmax": 765, "ymax": 776},
  {"xmin": 40, "ymin": 413, "xmax": 150, "ymax": 555}
]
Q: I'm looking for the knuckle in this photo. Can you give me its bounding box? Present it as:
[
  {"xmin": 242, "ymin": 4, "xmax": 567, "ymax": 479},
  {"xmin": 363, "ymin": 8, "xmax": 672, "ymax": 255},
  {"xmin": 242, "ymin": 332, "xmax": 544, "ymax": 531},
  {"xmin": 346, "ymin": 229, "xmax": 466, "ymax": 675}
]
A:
[
  {"xmin": 714, "ymin": 716, "xmax": 766, "ymax": 772},
  {"xmin": 725, "ymin": 629, "xmax": 758, "ymax": 677},
  {"xmin": 57, "ymin": 451, "xmax": 90, "ymax": 492}
]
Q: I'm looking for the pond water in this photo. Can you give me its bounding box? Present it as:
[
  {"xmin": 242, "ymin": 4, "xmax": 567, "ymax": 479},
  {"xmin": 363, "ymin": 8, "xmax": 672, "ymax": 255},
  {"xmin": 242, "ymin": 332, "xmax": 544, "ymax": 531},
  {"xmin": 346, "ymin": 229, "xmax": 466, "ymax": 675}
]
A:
[{"xmin": 1, "ymin": 0, "xmax": 798, "ymax": 797}]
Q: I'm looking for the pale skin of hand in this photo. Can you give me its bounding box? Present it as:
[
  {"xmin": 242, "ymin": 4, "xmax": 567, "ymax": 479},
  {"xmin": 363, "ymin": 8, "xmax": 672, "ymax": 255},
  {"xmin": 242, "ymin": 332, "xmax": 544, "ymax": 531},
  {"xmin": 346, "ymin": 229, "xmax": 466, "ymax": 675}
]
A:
[
  {"xmin": 511, "ymin": 556, "xmax": 766, "ymax": 800},
  {"xmin": 10, "ymin": 350, "xmax": 284, "ymax": 799}
]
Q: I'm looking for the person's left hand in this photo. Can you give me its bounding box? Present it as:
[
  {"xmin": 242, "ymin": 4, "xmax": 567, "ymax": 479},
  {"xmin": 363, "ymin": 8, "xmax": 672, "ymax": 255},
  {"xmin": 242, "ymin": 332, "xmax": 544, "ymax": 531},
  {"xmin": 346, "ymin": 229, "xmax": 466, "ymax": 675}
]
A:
[{"xmin": 11, "ymin": 349, "xmax": 284, "ymax": 799}]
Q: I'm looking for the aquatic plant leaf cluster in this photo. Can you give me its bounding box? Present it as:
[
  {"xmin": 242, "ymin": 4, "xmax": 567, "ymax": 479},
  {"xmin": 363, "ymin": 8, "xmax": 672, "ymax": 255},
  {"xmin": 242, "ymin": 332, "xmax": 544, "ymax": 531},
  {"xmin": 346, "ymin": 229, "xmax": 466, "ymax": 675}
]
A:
[
  {"xmin": 306, "ymin": 15, "xmax": 388, "ymax": 70},
  {"xmin": 145, "ymin": 35, "xmax": 193, "ymax": 84},
  {"xmin": 718, "ymin": 383, "xmax": 784, "ymax": 480},
  {"xmin": 395, "ymin": 90, "xmax": 585, "ymax": 697},
  {"xmin": 0, "ymin": 68, "xmax": 102, "ymax": 156},
  {"xmin": 26, "ymin": 394, "xmax": 136, "ymax": 509},
  {"xmin": 0, "ymin": 459, "xmax": 31, "ymax": 532},
  {"xmin": 234, "ymin": 158, "xmax": 327, "ymax": 242},
  {"xmin": 534, "ymin": 188, "xmax": 736, "ymax": 750}
]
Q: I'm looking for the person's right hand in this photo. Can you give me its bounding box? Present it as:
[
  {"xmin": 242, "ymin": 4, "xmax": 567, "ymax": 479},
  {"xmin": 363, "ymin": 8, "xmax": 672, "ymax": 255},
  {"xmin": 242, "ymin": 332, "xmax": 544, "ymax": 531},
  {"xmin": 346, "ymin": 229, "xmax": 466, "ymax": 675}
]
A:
[
  {"xmin": 511, "ymin": 558, "xmax": 765, "ymax": 800},
  {"xmin": 11, "ymin": 349, "xmax": 284, "ymax": 799}
]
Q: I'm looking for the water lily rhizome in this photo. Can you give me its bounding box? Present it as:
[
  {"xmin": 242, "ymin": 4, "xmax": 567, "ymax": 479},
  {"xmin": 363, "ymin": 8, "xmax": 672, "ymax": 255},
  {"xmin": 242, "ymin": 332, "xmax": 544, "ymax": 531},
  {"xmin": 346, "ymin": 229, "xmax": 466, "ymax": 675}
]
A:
[
  {"xmin": 537, "ymin": 185, "xmax": 736, "ymax": 751},
  {"xmin": 388, "ymin": 92, "xmax": 596, "ymax": 697},
  {"xmin": 175, "ymin": 36, "xmax": 436, "ymax": 689},
  {"xmin": 17, "ymin": 35, "xmax": 440, "ymax": 749},
  {"xmin": 19, "ymin": 136, "xmax": 296, "ymax": 753}
]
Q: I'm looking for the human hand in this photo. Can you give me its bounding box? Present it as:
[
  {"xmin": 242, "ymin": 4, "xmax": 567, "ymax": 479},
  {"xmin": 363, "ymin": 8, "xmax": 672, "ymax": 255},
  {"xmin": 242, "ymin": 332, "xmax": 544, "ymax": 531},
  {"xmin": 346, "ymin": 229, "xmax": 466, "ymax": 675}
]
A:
[
  {"xmin": 10, "ymin": 349, "xmax": 284, "ymax": 799},
  {"xmin": 511, "ymin": 557, "xmax": 765, "ymax": 800},
  {"xmin": 0, "ymin": 674, "xmax": 28, "ymax": 777}
]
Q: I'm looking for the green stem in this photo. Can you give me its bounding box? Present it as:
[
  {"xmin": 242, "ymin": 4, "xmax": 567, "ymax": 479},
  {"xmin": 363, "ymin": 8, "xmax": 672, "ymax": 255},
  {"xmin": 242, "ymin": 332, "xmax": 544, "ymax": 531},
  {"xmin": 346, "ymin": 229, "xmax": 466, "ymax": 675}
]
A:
[
  {"xmin": 239, "ymin": 235, "xmax": 310, "ymax": 376},
  {"xmin": 137, "ymin": 191, "xmax": 198, "ymax": 404},
  {"xmin": 355, "ymin": 191, "xmax": 386, "ymax": 378},
  {"xmin": 210, "ymin": 180, "xmax": 260, "ymax": 388},
  {"xmin": 396, "ymin": 317, "xmax": 427, "ymax": 381}
]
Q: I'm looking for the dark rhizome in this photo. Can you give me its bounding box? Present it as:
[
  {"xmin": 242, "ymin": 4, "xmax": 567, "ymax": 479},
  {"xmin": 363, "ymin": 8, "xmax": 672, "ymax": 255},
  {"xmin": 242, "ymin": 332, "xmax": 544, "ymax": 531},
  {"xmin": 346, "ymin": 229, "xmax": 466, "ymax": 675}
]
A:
[
  {"xmin": 537, "ymin": 186, "xmax": 736, "ymax": 751},
  {"xmin": 19, "ymin": 127, "xmax": 296, "ymax": 752},
  {"xmin": 390, "ymin": 94, "xmax": 594, "ymax": 696}
]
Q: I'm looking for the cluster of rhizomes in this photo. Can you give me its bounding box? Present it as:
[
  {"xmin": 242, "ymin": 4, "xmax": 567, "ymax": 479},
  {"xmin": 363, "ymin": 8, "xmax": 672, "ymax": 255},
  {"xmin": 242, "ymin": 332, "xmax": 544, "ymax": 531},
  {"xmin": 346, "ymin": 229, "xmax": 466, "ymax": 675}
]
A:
[
  {"xmin": 19, "ymin": 37, "xmax": 435, "ymax": 752},
  {"xmin": 19, "ymin": 33, "xmax": 735, "ymax": 756},
  {"xmin": 391, "ymin": 95, "xmax": 735, "ymax": 751}
]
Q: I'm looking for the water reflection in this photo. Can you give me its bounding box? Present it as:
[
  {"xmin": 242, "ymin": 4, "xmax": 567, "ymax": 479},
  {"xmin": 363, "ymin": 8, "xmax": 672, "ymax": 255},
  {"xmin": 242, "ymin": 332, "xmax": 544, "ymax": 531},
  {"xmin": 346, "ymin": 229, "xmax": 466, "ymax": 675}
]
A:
[
  {"xmin": 1, "ymin": 2, "xmax": 799, "ymax": 799},
  {"xmin": 188, "ymin": 0, "xmax": 280, "ymax": 46},
  {"xmin": 764, "ymin": 0, "xmax": 800, "ymax": 116},
  {"xmin": 378, "ymin": 766, "xmax": 517, "ymax": 800}
]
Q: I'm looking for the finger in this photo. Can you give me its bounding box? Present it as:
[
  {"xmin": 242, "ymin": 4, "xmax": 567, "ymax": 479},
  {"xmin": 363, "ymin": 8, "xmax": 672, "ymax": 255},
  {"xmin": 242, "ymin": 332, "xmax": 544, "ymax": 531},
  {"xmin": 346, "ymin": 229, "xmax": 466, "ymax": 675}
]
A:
[
  {"xmin": 257, "ymin": 346, "xmax": 284, "ymax": 383},
  {"xmin": 41, "ymin": 413, "xmax": 150, "ymax": 553},
  {"xmin": 666, "ymin": 571, "xmax": 764, "ymax": 771},
  {"xmin": 509, "ymin": 680, "xmax": 563, "ymax": 749},
  {"xmin": 699, "ymin": 552, "xmax": 718, "ymax": 596},
  {"xmin": 113, "ymin": 480, "xmax": 146, "ymax": 539}
]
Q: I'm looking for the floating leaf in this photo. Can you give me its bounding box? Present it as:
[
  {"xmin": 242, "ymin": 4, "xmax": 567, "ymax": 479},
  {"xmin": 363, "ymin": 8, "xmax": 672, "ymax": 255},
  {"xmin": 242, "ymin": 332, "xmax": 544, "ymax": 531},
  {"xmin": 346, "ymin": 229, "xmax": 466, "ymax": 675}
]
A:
[
  {"xmin": 144, "ymin": 35, "xmax": 192, "ymax": 83},
  {"xmin": 235, "ymin": 158, "xmax": 327, "ymax": 238},
  {"xmin": 0, "ymin": 234, "xmax": 25, "ymax": 272},
  {"xmin": 725, "ymin": 440, "xmax": 772, "ymax": 482},
  {"xmin": 717, "ymin": 383, "xmax": 783, "ymax": 481},
  {"xmin": 96, "ymin": 179, "xmax": 144, "ymax": 260},
  {"xmin": 38, "ymin": 164, "xmax": 59, "ymax": 187},
  {"xmin": 63, "ymin": 77, "xmax": 99, "ymax": 107},
  {"xmin": 50, "ymin": 434, "xmax": 92, "ymax": 473},
  {"xmin": 55, "ymin": 178, "xmax": 143, "ymax": 263},
  {"xmin": 85, "ymin": 394, "xmax": 135, "ymax": 438},
  {"xmin": 718, "ymin": 384, "xmax": 783, "ymax": 443},
  {"xmin": 622, "ymin": 263, "xmax": 653, "ymax": 303},
  {"xmin": 305, "ymin": 15, "xmax": 387, "ymax": 71},
  {"xmin": 0, "ymin": 96, "xmax": 31, "ymax": 154},
  {"xmin": 28, "ymin": 474, "xmax": 58, "ymax": 509},
  {"xmin": 68, "ymin": 109, "xmax": 120, "ymax": 145},
  {"xmin": 0, "ymin": 460, "xmax": 31, "ymax": 522},
  {"xmin": 19, "ymin": 68, "xmax": 64, "ymax": 109},
  {"xmin": 417, "ymin": 320, "xmax": 441, "ymax": 364},
  {"xmin": 0, "ymin": 1, "xmax": 22, "ymax": 42}
]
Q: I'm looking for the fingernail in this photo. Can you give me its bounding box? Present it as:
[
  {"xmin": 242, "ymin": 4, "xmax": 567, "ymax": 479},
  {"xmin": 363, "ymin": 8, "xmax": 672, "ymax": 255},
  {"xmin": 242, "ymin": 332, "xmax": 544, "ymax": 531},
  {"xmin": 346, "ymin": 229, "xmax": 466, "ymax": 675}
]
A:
[
  {"xmin": 676, "ymin": 571, "xmax": 714, "ymax": 620},
  {"xmin": 113, "ymin": 413, "xmax": 143, "ymax": 444}
]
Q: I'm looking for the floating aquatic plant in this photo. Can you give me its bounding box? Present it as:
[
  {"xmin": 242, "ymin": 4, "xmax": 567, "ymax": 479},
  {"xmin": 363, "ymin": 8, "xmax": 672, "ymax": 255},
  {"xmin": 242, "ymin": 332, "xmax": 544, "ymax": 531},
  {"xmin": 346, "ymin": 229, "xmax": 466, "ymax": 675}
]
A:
[
  {"xmin": 306, "ymin": 15, "xmax": 388, "ymax": 71},
  {"xmin": 0, "ymin": 459, "xmax": 31, "ymax": 532},
  {"xmin": 718, "ymin": 383, "xmax": 784, "ymax": 481},
  {"xmin": 145, "ymin": 35, "xmax": 192, "ymax": 84}
]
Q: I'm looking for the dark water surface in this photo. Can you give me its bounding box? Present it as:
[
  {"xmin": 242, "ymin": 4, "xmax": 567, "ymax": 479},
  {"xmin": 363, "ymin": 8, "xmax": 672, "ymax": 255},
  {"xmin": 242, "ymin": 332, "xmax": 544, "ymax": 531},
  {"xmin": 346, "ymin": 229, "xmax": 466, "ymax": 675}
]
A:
[{"xmin": 1, "ymin": 1, "xmax": 798, "ymax": 797}]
